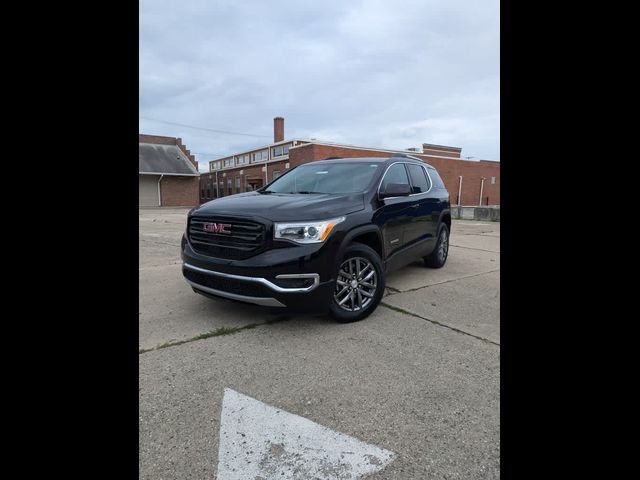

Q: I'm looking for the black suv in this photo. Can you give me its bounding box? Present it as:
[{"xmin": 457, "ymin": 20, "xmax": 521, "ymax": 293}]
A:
[{"xmin": 182, "ymin": 155, "xmax": 450, "ymax": 322}]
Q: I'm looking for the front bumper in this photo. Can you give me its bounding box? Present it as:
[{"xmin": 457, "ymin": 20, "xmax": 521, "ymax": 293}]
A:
[{"xmin": 181, "ymin": 234, "xmax": 339, "ymax": 310}]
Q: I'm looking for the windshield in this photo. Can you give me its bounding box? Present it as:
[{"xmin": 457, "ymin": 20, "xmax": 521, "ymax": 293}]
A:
[{"xmin": 263, "ymin": 162, "xmax": 381, "ymax": 194}]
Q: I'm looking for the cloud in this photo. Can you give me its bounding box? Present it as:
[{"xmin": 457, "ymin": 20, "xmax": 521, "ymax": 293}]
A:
[{"xmin": 140, "ymin": 0, "xmax": 499, "ymax": 169}]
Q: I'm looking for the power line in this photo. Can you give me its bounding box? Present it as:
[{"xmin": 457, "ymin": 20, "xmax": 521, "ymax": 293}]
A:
[{"xmin": 139, "ymin": 116, "xmax": 271, "ymax": 138}]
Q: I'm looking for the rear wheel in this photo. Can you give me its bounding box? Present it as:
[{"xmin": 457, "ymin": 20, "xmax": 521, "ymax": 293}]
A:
[
  {"xmin": 424, "ymin": 223, "xmax": 449, "ymax": 268},
  {"xmin": 329, "ymin": 243, "xmax": 385, "ymax": 323}
]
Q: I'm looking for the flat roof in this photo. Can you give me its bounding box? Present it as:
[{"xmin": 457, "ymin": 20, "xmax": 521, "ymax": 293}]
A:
[{"xmin": 209, "ymin": 139, "xmax": 306, "ymax": 162}]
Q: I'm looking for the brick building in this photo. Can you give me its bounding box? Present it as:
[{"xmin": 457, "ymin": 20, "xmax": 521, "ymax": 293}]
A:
[
  {"xmin": 200, "ymin": 117, "xmax": 500, "ymax": 206},
  {"xmin": 139, "ymin": 134, "xmax": 200, "ymax": 207}
]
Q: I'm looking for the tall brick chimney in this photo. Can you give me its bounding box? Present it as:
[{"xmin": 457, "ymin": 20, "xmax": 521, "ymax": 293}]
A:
[{"xmin": 274, "ymin": 117, "xmax": 284, "ymax": 143}]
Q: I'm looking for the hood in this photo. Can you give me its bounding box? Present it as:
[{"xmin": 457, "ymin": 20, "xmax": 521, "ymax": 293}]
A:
[{"xmin": 193, "ymin": 191, "xmax": 365, "ymax": 222}]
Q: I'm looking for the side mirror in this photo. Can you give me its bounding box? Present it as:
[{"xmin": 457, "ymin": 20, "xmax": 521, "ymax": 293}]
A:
[{"xmin": 380, "ymin": 182, "xmax": 411, "ymax": 199}]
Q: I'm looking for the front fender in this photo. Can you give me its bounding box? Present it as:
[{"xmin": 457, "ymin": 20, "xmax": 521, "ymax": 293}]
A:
[{"xmin": 337, "ymin": 224, "xmax": 384, "ymax": 262}]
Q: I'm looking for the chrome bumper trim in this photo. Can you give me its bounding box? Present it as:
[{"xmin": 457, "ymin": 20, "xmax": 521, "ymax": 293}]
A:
[
  {"xmin": 183, "ymin": 263, "xmax": 319, "ymax": 293},
  {"xmin": 186, "ymin": 280, "xmax": 286, "ymax": 307}
]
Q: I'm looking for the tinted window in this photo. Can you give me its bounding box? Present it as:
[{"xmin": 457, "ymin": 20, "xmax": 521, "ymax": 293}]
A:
[
  {"xmin": 380, "ymin": 163, "xmax": 410, "ymax": 193},
  {"xmin": 428, "ymin": 168, "xmax": 446, "ymax": 189},
  {"xmin": 407, "ymin": 164, "xmax": 431, "ymax": 194},
  {"xmin": 265, "ymin": 162, "xmax": 381, "ymax": 194}
]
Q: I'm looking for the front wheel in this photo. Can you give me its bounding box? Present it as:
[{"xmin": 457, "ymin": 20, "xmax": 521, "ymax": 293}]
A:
[
  {"xmin": 424, "ymin": 223, "xmax": 449, "ymax": 268},
  {"xmin": 329, "ymin": 243, "xmax": 385, "ymax": 323}
]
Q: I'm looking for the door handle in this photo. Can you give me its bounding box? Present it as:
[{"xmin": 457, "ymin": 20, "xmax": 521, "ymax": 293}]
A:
[{"xmin": 410, "ymin": 203, "xmax": 419, "ymax": 208}]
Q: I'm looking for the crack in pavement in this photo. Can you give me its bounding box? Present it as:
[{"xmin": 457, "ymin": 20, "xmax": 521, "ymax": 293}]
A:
[
  {"xmin": 380, "ymin": 302, "xmax": 500, "ymax": 346},
  {"xmin": 139, "ymin": 261, "xmax": 182, "ymax": 270},
  {"xmin": 138, "ymin": 316, "xmax": 293, "ymax": 354},
  {"xmin": 386, "ymin": 269, "xmax": 500, "ymax": 296},
  {"xmin": 449, "ymin": 244, "xmax": 500, "ymax": 254},
  {"xmin": 139, "ymin": 239, "xmax": 181, "ymax": 247}
]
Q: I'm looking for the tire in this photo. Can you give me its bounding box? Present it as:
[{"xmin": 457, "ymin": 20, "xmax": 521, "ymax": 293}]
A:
[
  {"xmin": 329, "ymin": 243, "xmax": 385, "ymax": 323},
  {"xmin": 424, "ymin": 223, "xmax": 449, "ymax": 268}
]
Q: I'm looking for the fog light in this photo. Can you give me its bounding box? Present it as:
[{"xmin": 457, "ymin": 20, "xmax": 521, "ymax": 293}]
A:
[{"xmin": 272, "ymin": 277, "xmax": 315, "ymax": 289}]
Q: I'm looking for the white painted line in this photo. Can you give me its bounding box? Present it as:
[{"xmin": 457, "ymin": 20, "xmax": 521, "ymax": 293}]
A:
[{"xmin": 216, "ymin": 388, "xmax": 395, "ymax": 479}]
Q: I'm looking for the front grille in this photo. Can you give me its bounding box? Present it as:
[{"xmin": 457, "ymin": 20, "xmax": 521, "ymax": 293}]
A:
[
  {"xmin": 188, "ymin": 215, "xmax": 266, "ymax": 260},
  {"xmin": 184, "ymin": 268, "xmax": 272, "ymax": 298}
]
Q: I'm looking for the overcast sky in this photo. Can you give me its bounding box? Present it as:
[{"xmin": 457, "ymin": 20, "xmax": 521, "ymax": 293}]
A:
[{"xmin": 140, "ymin": 0, "xmax": 499, "ymax": 172}]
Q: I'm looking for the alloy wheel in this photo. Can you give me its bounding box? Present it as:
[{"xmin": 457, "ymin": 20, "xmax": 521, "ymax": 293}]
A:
[
  {"xmin": 333, "ymin": 257, "xmax": 378, "ymax": 312},
  {"xmin": 437, "ymin": 229, "xmax": 449, "ymax": 263}
]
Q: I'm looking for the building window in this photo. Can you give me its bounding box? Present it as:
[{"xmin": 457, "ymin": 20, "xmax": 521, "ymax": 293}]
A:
[
  {"xmin": 252, "ymin": 150, "xmax": 268, "ymax": 163},
  {"xmin": 272, "ymin": 144, "xmax": 291, "ymax": 158},
  {"xmin": 237, "ymin": 154, "xmax": 249, "ymax": 164},
  {"xmin": 491, "ymin": 176, "xmax": 496, "ymax": 185},
  {"xmin": 236, "ymin": 176, "xmax": 241, "ymax": 192},
  {"xmin": 223, "ymin": 158, "xmax": 234, "ymax": 168},
  {"xmin": 227, "ymin": 179, "xmax": 232, "ymax": 194},
  {"xmin": 219, "ymin": 181, "xmax": 224, "ymax": 197},
  {"xmin": 273, "ymin": 170, "xmax": 281, "ymax": 180}
]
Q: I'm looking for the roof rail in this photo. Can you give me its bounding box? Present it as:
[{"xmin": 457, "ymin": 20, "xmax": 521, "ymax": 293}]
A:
[
  {"xmin": 392, "ymin": 152, "xmax": 425, "ymax": 162},
  {"xmin": 324, "ymin": 156, "xmax": 342, "ymax": 160}
]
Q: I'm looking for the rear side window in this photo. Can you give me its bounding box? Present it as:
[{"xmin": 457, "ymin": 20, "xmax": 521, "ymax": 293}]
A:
[
  {"xmin": 407, "ymin": 164, "xmax": 431, "ymax": 194},
  {"xmin": 380, "ymin": 163, "xmax": 410, "ymax": 192},
  {"xmin": 428, "ymin": 168, "xmax": 446, "ymax": 189}
]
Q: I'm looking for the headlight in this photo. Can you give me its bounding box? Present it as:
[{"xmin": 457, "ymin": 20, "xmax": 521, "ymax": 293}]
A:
[{"xmin": 274, "ymin": 216, "xmax": 345, "ymax": 244}]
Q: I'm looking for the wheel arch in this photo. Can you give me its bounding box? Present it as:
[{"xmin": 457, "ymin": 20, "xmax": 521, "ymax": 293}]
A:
[
  {"xmin": 338, "ymin": 225, "xmax": 385, "ymax": 262},
  {"xmin": 439, "ymin": 209, "xmax": 451, "ymax": 233}
]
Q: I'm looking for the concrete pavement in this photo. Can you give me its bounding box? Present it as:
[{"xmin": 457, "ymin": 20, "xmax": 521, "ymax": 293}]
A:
[{"xmin": 139, "ymin": 208, "xmax": 500, "ymax": 479}]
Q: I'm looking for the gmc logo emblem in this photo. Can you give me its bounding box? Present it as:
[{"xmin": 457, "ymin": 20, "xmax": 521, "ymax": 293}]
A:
[{"xmin": 203, "ymin": 222, "xmax": 231, "ymax": 234}]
